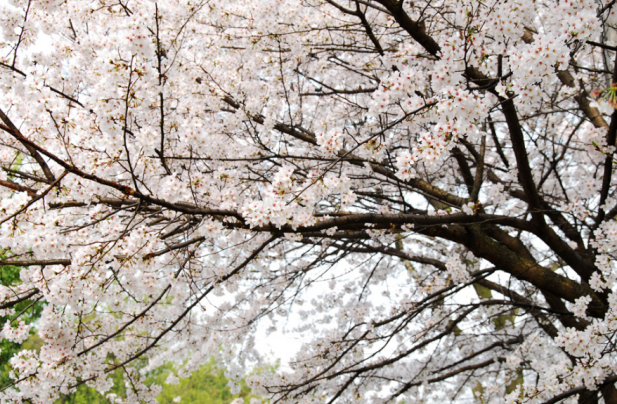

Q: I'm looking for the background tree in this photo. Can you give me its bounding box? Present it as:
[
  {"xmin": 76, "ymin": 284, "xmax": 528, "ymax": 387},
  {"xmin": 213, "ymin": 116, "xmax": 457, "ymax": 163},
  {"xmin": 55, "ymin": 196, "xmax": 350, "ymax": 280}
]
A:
[
  {"xmin": 145, "ymin": 359, "xmax": 256, "ymax": 404},
  {"xmin": 56, "ymin": 358, "xmax": 255, "ymax": 404},
  {"xmin": 0, "ymin": 0, "xmax": 617, "ymax": 403},
  {"xmin": 0, "ymin": 262, "xmax": 43, "ymax": 387}
]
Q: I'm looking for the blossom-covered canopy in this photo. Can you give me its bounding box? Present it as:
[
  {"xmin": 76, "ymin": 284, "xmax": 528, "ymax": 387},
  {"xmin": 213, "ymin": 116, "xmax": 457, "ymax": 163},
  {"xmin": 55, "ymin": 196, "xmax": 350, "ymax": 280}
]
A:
[{"xmin": 0, "ymin": 0, "xmax": 617, "ymax": 403}]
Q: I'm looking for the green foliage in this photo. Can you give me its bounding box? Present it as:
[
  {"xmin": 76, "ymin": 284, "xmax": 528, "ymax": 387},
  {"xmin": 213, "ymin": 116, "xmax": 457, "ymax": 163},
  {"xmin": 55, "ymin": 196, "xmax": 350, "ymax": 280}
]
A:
[
  {"xmin": 0, "ymin": 263, "xmax": 44, "ymax": 387},
  {"xmin": 491, "ymin": 309, "xmax": 518, "ymax": 330},
  {"xmin": 472, "ymin": 283, "xmax": 517, "ymax": 330},
  {"xmin": 471, "ymin": 381, "xmax": 486, "ymax": 404},
  {"xmin": 0, "ymin": 260, "xmax": 260, "ymax": 404},
  {"xmin": 147, "ymin": 358, "xmax": 256, "ymax": 404},
  {"xmin": 505, "ymin": 368, "xmax": 525, "ymax": 399},
  {"xmin": 472, "ymin": 283, "xmax": 492, "ymax": 300},
  {"xmin": 55, "ymin": 359, "xmax": 258, "ymax": 404}
]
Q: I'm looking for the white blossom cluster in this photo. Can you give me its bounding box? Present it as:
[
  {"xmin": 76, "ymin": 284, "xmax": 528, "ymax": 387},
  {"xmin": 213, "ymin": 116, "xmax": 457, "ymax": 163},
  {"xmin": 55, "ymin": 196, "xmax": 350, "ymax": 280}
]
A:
[{"xmin": 0, "ymin": 0, "xmax": 615, "ymax": 403}]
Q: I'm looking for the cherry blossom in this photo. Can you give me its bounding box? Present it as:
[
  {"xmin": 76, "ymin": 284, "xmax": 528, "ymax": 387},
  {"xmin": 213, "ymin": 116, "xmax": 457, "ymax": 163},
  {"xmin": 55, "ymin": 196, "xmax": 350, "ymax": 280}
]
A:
[{"xmin": 0, "ymin": 0, "xmax": 616, "ymax": 403}]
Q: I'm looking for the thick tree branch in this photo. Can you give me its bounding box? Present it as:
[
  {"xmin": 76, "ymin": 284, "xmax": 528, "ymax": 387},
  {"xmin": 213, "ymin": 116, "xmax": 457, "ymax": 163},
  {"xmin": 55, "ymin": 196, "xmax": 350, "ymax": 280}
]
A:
[
  {"xmin": 0, "ymin": 109, "xmax": 56, "ymax": 183},
  {"xmin": 374, "ymin": 0, "xmax": 441, "ymax": 56}
]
